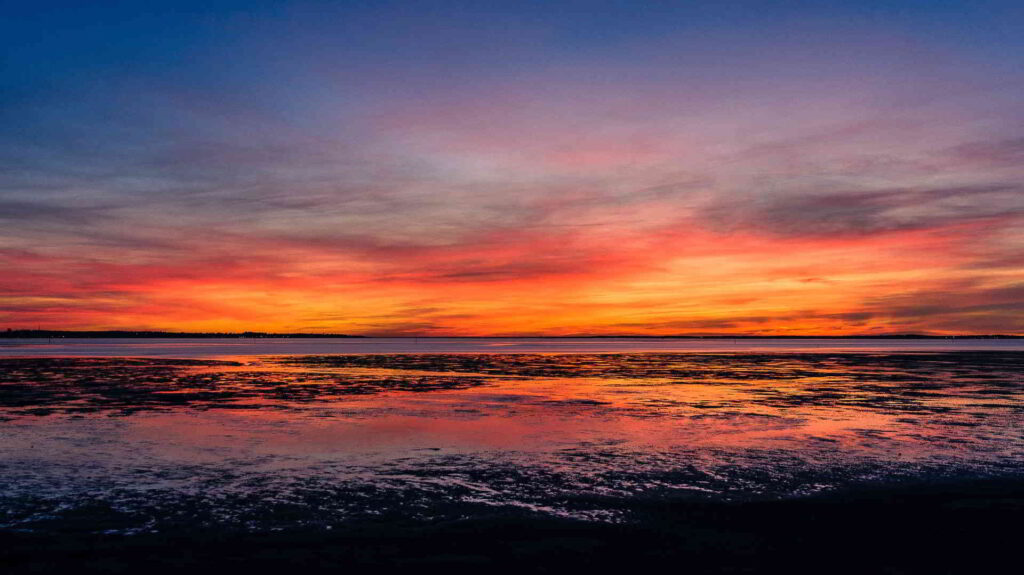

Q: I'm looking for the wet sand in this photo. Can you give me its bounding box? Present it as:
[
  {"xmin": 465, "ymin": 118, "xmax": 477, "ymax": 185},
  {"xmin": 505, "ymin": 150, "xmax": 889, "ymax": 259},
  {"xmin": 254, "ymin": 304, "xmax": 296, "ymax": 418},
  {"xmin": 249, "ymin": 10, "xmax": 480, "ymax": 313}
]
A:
[
  {"xmin": 1, "ymin": 351, "xmax": 1022, "ymax": 572},
  {"xmin": 4, "ymin": 478, "xmax": 1021, "ymax": 574}
]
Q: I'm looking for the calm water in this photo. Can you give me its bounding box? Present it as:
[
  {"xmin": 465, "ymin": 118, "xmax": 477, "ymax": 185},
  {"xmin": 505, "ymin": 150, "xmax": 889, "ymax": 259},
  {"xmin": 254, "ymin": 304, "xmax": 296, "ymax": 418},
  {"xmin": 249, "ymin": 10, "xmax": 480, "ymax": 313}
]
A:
[
  {"xmin": 1, "ymin": 341, "xmax": 1022, "ymax": 534},
  {"xmin": 2, "ymin": 336, "xmax": 1024, "ymax": 357}
]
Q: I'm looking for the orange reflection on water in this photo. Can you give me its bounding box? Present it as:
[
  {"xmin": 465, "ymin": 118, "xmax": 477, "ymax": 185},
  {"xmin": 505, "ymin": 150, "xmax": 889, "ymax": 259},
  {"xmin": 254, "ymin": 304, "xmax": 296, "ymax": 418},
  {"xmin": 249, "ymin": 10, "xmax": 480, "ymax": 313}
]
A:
[
  {"xmin": 125, "ymin": 352, "xmax": 1020, "ymax": 464},
  {"xmin": 1, "ymin": 351, "xmax": 1021, "ymax": 531}
]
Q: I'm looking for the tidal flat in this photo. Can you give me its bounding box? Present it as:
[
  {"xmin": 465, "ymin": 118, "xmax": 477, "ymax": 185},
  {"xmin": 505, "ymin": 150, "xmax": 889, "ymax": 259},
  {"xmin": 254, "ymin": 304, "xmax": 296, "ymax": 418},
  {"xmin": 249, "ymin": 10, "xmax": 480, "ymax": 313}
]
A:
[{"xmin": 1, "ymin": 351, "xmax": 1022, "ymax": 573}]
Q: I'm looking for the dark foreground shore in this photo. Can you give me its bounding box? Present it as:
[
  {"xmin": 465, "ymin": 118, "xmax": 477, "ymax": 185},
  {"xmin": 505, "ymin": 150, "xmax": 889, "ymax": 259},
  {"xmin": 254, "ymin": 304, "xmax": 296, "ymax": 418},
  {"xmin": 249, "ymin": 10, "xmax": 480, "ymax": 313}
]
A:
[{"xmin": 3, "ymin": 478, "xmax": 1021, "ymax": 574}]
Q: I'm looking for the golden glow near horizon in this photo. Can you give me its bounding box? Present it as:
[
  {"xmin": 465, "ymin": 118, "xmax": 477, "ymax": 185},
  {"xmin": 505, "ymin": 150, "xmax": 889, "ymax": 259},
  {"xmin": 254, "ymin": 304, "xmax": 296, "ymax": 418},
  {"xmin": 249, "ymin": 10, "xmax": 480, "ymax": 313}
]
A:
[{"xmin": 4, "ymin": 216, "xmax": 1021, "ymax": 335}]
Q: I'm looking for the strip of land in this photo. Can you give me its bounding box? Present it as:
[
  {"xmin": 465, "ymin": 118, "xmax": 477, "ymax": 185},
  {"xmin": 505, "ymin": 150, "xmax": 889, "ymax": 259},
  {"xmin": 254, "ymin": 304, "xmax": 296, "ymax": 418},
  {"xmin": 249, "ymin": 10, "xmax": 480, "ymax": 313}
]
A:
[{"xmin": 2, "ymin": 330, "xmax": 1020, "ymax": 339}]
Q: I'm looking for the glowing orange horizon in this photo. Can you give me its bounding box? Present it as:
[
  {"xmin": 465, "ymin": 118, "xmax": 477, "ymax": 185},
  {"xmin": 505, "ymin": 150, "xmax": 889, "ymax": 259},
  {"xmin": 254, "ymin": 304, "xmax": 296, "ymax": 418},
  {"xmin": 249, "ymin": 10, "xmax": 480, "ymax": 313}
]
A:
[{"xmin": 4, "ymin": 214, "xmax": 1021, "ymax": 336}]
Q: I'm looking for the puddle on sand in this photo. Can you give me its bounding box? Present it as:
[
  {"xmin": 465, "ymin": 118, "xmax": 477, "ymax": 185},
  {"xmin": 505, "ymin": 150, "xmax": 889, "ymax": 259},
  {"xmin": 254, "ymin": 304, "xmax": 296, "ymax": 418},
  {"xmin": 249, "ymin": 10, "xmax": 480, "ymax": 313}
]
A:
[{"xmin": 1, "ymin": 352, "xmax": 1022, "ymax": 533}]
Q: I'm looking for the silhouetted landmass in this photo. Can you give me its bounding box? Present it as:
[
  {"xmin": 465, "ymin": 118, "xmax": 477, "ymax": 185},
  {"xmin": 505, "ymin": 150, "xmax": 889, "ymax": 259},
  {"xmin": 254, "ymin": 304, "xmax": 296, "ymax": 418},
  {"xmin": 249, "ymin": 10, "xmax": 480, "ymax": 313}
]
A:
[
  {"xmin": 0, "ymin": 329, "xmax": 1019, "ymax": 337},
  {"xmin": 1, "ymin": 330, "xmax": 363, "ymax": 339},
  {"xmin": 564, "ymin": 333, "xmax": 1024, "ymax": 339}
]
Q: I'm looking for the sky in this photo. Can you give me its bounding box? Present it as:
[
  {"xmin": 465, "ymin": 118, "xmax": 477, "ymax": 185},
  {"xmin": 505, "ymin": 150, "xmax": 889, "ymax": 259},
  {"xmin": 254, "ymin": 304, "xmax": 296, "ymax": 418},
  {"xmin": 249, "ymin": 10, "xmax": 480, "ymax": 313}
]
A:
[{"xmin": 1, "ymin": 1, "xmax": 1023, "ymax": 335}]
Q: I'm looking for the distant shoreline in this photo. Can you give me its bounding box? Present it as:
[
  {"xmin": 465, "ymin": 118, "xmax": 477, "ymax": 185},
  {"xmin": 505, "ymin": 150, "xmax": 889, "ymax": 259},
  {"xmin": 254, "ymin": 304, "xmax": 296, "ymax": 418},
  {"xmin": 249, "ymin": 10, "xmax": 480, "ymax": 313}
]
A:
[{"xmin": 2, "ymin": 330, "xmax": 1021, "ymax": 340}]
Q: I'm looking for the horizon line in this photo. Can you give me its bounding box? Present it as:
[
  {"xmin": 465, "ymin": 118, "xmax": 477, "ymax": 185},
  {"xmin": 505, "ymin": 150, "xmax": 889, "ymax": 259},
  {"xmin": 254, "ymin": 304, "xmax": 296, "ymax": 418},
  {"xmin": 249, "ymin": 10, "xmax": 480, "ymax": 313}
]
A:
[{"xmin": 3, "ymin": 329, "xmax": 1022, "ymax": 339}]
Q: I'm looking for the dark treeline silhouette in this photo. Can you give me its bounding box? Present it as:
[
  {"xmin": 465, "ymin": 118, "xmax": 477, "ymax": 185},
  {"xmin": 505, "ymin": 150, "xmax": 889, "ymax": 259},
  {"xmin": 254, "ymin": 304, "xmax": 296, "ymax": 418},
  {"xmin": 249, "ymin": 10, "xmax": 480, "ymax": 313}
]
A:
[
  {"xmin": 2, "ymin": 329, "xmax": 1020, "ymax": 339},
  {"xmin": 562, "ymin": 334, "xmax": 1023, "ymax": 339},
  {"xmin": 2, "ymin": 330, "xmax": 363, "ymax": 339}
]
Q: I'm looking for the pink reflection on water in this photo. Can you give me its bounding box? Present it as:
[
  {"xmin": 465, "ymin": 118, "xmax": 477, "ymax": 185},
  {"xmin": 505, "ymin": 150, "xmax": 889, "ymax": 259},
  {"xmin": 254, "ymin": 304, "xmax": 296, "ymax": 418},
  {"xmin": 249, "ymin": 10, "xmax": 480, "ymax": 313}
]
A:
[{"xmin": 0, "ymin": 352, "xmax": 1021, "ymax": 531}]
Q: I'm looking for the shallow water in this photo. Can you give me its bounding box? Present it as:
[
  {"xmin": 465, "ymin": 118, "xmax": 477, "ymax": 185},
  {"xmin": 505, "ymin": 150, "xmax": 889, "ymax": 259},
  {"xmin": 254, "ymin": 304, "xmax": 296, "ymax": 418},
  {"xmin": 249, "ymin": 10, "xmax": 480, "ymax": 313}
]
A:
[
  {"xmin": 1, "ymin": 350, "xmax": 1022, "ymax": 534},
  {"xmin": 3, "ymin": 336, "xmax": 1024, "ymax": 357}
]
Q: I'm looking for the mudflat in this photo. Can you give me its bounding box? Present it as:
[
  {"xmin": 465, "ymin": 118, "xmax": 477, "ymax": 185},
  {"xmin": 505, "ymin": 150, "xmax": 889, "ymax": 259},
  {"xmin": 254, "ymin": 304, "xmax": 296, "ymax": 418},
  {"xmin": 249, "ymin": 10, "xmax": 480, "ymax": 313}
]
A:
[{"xmin": 1, "ymin": 352, "xmax": 1021, "ymax": 572}]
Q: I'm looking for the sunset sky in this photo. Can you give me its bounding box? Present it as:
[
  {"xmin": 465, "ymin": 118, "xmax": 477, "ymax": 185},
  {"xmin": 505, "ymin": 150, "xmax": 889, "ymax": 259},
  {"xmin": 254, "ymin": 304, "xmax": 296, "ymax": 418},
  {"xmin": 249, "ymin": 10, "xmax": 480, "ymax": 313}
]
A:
[{"xmin": 2, "ymin": 1, "xmax": 1023, "ymax": 335}]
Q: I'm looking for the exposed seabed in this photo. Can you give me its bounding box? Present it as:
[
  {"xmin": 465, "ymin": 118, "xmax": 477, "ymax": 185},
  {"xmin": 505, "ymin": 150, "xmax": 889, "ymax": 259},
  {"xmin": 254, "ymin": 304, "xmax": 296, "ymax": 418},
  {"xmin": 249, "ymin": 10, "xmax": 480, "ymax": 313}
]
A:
[{"xmin": 2, "ymin": 350, "xmax": 1021, "ymax": 573}]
